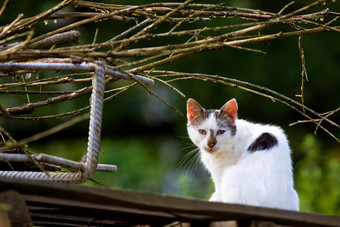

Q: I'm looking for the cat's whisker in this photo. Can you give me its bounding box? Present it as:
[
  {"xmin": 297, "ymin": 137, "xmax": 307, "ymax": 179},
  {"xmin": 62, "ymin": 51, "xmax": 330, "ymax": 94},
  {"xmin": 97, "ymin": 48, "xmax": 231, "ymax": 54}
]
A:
[
  {"xmin": 178, "ymin": 152, "xmax": 197, "ymax": 168},
  {"xmin": 178, "ymin": 148, "xmax": 201, "ymax": 173},
  {"xmin": 187, "ymin": 151, "xmax": 201, "ymax": 173},
  {"xmin": 178, "ymin": 145, "xmax": 196, "ymax": 152},
  {"xmin": 179, "ymin": 144, "xmax": 197, "ymax": 153},
  {"xmin": 176, "ymin": 135, "xmax": 190, "ymax": 139},
  {"xmin": 192, "ymin": 152, "xmax": 201, "ymax": 172},
  {"xmin": 176, "ymin": 145, "xmax": 197, "ymax": 157},
  {"xmin": 178, "ymin": 147, "xmax": 199, "ymax": 169}
]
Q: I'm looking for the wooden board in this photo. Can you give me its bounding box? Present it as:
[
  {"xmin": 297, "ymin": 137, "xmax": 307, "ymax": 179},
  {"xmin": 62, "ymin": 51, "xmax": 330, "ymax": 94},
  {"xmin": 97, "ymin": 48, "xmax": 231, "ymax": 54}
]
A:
[{"xmin": 0, "ymin": 178, "xmax": 339, "ymax": 226}]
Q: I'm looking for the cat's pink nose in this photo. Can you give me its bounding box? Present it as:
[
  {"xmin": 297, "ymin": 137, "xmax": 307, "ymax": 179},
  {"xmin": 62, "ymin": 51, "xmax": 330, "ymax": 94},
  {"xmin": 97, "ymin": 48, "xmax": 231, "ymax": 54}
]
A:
[{"xmin": 208, "ymin": 141, "xmax": 216, "ymax": 148}]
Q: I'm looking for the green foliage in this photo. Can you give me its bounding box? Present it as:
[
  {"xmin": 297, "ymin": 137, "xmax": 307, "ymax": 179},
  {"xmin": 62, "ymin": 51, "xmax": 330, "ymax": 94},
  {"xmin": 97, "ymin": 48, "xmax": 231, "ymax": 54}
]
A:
[
  {"xmin": 295, "ymin": 134, "xmax": 340, "ymax": 215},
  {"xmin": 89, "ymin": 138, "xmax": 165, "ymax": 192}
]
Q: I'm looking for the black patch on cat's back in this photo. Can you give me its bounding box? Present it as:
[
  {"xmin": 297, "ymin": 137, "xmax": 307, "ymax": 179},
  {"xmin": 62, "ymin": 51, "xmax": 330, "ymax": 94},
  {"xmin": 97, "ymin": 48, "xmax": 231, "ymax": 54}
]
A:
[{"xmin": 247, "ymin": 133, "xmax": 278, "ymax": 152}]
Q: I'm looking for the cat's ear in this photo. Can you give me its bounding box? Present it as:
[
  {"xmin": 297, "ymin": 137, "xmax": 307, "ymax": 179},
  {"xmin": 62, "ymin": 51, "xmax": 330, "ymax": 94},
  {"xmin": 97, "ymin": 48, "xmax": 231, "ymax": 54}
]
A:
[
  {"xmin": 187, "ymin": 98, "xmax": 204, "ymax": 121},
  {"xmin": 219, "ymin": 98, "xmax": 238, "ymax": 123}
]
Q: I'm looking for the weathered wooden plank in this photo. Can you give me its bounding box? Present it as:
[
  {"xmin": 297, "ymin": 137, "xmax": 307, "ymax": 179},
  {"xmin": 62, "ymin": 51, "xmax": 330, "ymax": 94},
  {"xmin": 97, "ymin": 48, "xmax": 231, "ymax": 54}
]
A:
[
  {"xmin": 26, "ymin": 195, "xmax": 179, "ymax": 225},
  {"xmin": 0, "ymin": 178, "xmax": 339, "ymax": 227},
  {"xmin": 0, "ymin": 209, "xmax": 11, "ymax": 227},
  {"xmin": 28, "ymin": 212, "xmax": 129, "ymax": 226},
  {"xmin": 0, "ymin": 190, "xmax": 33, "ymax": 227}
]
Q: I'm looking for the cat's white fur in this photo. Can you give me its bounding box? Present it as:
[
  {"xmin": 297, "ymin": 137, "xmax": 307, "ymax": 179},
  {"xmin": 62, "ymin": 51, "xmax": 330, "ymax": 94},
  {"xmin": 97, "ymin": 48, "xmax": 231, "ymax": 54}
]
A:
[{"xmin": 187, "ymin": 98, "xmax": 299, "ymax": 211}]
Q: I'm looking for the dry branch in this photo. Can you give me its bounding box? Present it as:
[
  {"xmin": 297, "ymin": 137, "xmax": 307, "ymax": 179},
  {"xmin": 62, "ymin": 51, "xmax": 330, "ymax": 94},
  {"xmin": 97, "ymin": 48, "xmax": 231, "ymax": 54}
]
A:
[
  {"xmin": 149, "ymin": 70, "xmax": 340, "ymax": 143},
  {"xmin": 0, "ymin": 0, "xmax": 339, "ymax": 149}
]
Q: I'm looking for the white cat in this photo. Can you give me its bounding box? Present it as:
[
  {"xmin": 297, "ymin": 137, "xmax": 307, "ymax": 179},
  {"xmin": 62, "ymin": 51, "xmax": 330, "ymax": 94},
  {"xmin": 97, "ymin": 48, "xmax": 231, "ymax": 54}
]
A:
[{"xmin": 186, "ymin": 98, "xmax": 299, "ymax": 211}]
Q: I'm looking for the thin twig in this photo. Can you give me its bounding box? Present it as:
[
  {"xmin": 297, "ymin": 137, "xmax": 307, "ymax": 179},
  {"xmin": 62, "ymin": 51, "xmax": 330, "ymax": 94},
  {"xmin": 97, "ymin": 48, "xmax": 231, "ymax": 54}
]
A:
[
  {"xmin": 110, "ymin": 18, "xmax": 154, "ymax": 41},
  {"xmin": 314, "ymin": 107, "xmax": 340, "ymax": 135},
  {"xmin": 0, "ymin": 31, "xmax": 31, "ymax": 45},
  {"xmin": 115, "ymin": 0, "xmax": 194, "ymax": 51},
  {"xmin": 298, "ymin": 36, "xmax": 308, "ymax": 113},
  {"xmin": 92, "ymin": 28, "xmax": 99, "ymax": 45},
  {"xmin": 0, "ymin": 30, "xmax": 34, "ymax": 56},
  {"xmin": 0, "ymin": 0, "xmax": 10, "ymax": 18},
  {"xmin": 153, "ymin": 77, "xmax": 186, "ymax": 98},
  {"xmin": 0, "ymin": 13, "xmax": 24, "ymax": 38},
  {"xmin": 149, "ymin": 70, "xmax": 339, "ymax": 142},
  {"xmin": 0, "ymin": 90, "xmax": 73, "ymax": 95},
  {"xmin": 10, "ymin": 0, "xmax": 75, "ymax": 34},
  {"xmin": 278, "ymin": 1, "xmax": 295, "ymax": 15},
  {"xmin": 1, "ymin": 81, "xmax": 135, "ymax": 121},
  {"xmin": 280, "ymin": 0, "xmax": 327, "ymax": 19},
  {"xmin": 300, "ymin": 18, "xmax": 340, "ymax": 33},
  {"xmin": 1, "ymin": 113, "xmax": 90, "ymax": 148},
  {"xmin": 27, "ymin": 5, "xmax": 143, "ymax": 45},
  {"xmin": 0, "ymin": 126, "xmax": 16, "ymax": 143}
]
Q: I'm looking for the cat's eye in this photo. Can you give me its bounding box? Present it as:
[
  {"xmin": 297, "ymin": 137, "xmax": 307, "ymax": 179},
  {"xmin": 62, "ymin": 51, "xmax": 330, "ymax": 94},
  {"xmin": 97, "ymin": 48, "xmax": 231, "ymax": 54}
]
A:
[
  {"xmin": 198, "ymin": 129, "xmax": 206, "ymax": 135},
  {"xmin": 217, "ymin": 130, "xmax": 225, "ymax": 135}
]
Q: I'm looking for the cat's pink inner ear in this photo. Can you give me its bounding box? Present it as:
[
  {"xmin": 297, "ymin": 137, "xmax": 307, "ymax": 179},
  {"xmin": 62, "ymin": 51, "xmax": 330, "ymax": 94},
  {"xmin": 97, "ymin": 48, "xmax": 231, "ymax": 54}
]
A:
[
  {"xmin": 187, "ymin": 98, "xmax": 203, "ymax": 121},
  {"xmin": 220, "ymin": 98, "xmax": 238, "ymax": 123}
]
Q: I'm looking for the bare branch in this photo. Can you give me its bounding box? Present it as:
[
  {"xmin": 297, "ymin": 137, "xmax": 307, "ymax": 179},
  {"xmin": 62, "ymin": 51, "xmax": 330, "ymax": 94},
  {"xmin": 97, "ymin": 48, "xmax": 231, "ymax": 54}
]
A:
[
  {"xmin": 1, "ymin": 113, "xmax": 90, "ymax": 148},
  {"xmin": 298, "ymin": 36, "xmax": 308, "ymax": 113},
  {"xmin": 0, "ymin": 0, "xmax": 10, "ymax": 18},
  {"xmin": 0, "ymin": 0, "xmax": 338, "ymax": 144}
]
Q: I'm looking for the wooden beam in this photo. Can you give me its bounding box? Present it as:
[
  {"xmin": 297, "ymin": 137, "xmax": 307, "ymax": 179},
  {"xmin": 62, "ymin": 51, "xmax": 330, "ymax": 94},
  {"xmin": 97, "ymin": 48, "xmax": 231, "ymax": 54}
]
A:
[{"xmin": 0, "ymin": 178, "xmax": 339, "ymax": 227}]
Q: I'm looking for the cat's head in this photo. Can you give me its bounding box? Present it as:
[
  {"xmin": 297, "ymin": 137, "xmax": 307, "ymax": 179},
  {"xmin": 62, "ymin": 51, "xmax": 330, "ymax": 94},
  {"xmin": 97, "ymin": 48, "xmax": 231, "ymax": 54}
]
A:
[{"xmin": 186, "ymin": 98, "xmax": 238, "ymax": 154}]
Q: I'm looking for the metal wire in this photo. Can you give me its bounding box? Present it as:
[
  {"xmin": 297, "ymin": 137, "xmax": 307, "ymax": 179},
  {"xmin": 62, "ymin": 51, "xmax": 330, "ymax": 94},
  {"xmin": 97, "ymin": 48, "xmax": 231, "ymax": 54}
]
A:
[{"xmin": 0, "ymin": 60, "xmax": 148, "ymax": 182}]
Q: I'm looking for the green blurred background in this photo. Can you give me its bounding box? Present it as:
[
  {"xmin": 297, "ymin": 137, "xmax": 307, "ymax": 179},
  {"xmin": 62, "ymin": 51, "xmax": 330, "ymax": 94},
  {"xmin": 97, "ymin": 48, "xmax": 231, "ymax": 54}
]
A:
[{"xmin": 0, "ymin": 0, "xmax": 339, "ymax": 215}]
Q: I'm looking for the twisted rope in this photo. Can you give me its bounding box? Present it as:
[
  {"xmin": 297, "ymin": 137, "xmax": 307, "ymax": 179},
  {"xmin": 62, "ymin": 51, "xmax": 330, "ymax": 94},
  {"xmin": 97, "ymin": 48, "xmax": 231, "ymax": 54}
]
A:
[
  {"xmin": 0, "ymin": 60, "xmax": 146, "ymax": 183},
  {"xmin": 0, "ymin": 62, "xmax": 154, "ymax": 86},
  {"xmin": 0, "ymin": 171, "xmax": 82, "ymax": 183},
  {"xmin": 83, "ymin": 60, "xmax": 105, "ymax": 181},
  {"xmin": 0, "ymin": 153, "xmax": 117, "ymax": 172}
]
